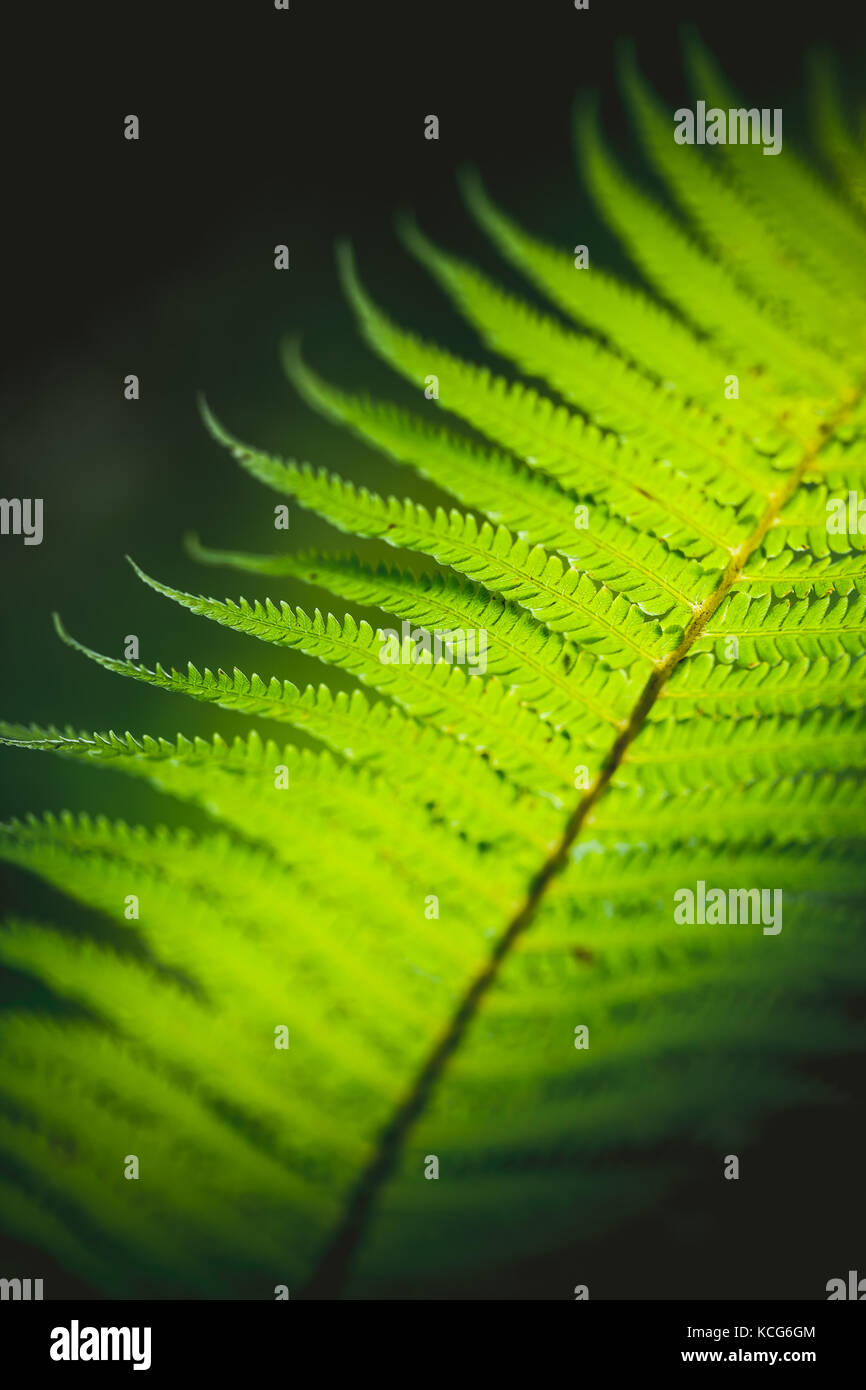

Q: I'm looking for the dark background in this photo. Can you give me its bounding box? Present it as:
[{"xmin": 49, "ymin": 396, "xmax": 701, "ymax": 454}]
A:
[{"xmin": 1, "ymin": 0, "xmax": 865, "ymax": 1298}]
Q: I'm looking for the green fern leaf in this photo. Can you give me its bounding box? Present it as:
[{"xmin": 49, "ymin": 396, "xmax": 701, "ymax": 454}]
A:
[{"xmin": 2, "ymin": 42, "xmax": 866, "ymax": 1300}]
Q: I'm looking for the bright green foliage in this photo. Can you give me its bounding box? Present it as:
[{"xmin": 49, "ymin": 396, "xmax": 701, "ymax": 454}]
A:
[{"xmin": 2, "ymin": 38, "xmax": 866, "ymax": 1298}]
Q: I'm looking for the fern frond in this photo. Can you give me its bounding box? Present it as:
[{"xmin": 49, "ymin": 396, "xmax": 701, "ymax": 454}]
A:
[
  {"xmin": 620, "ymin": 47, "xmax": 866, "ymax": 353},
  {"xmin": 199, "ymin": 410, "xmax": 681, "ymax": 666},
  {"xmin": 685, "ymin": 35, "xmax": 866, "ymax": 296},
  {"xmin": 694, "ymin": 589, "xmax": 866, "ymax": 662},
  {"xmin": 617, "ymin": 708, "xmax": 866, "ymax": 790},
  {"xmin": 336, "ymin": 244, "xmax": 751, "ymax": 558},
  {"xmin": 575, "ymin": 95, "xmax": 848, "ymax": 399},
  {"xmin": 656, "ymin": 651, "xmax": 866, "ymax": 719},
  {"xmin": 283, "ymin": 342, "xmax": 714, "ymax": 609},
  {"xmin": 3, "ymin": 39, "xmax": 865, "ymax": 1301},
  {"xmin": 187, "ymin": 540, "xmax": 616, "ymax": 725},
  {"xmin": 53, "ymin": 598, "xmax": 579, "ymax": 795},
  {"xmin": 810, "ymin": 50, "xmax": 866, "ymax": 217},
  {"xmin": 459, "ymin": 168, "xmax": 796, "ymax": 443},
  {"xmin": 593, "ymin": 772, "xmax": 865, "ymax": 844},
  {"xmin": 399, "ymin": 215, "xmax": 786, "ymax": 501}
]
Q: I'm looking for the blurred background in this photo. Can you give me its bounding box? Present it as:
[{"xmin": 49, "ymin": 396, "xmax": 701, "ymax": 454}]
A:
[{"xmin": 1, "ymin": 0, "xmax": 865, "ymax": 1296}]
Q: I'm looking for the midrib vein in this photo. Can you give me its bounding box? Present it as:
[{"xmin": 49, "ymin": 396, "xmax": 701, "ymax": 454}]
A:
[{"xmin": 302, "ymin": 385, "xmax": 863, "ymax": 1299}]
